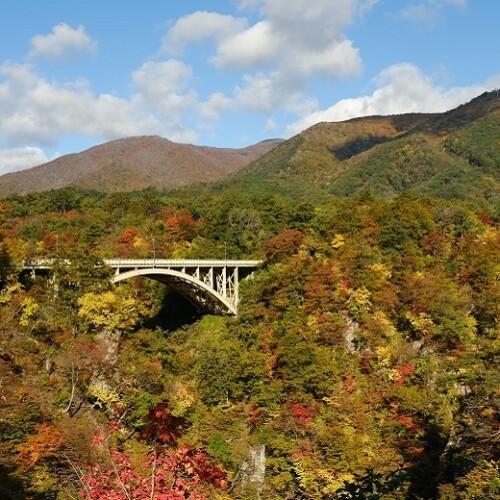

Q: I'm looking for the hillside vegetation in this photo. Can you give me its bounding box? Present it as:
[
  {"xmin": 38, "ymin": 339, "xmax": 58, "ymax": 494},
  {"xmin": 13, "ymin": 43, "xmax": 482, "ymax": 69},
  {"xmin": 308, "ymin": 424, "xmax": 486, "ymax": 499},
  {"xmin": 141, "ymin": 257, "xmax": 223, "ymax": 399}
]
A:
[
  {"xmin": 0, "ymin": 184, "xmax": 499, "ymax": 498},
  {"xmin": 0, "ymin": 91, "xmax": 499, "ymax": 499},
  {"xmin": 0, "ymin": 137, "xmax": 284, "ymax": 196},
  {"xmin": 229, "ymin": 91, "xmax": 500, "ymax": 202}
]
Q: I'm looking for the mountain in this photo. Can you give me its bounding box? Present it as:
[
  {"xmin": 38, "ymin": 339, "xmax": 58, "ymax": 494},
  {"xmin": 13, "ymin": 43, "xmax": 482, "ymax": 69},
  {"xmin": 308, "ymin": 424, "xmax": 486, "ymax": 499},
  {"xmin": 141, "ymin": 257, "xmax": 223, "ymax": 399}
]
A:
[
  {"xmin": 0, "ymin": 136, "xmax": 284, "ymax": 195},
  {"xmin": 1, "ymin": 91, "xmax": 498, "ymax": 200},
  {"xmin": 231, "ymin": 90, "xmax": 500, "ymax": 201}
]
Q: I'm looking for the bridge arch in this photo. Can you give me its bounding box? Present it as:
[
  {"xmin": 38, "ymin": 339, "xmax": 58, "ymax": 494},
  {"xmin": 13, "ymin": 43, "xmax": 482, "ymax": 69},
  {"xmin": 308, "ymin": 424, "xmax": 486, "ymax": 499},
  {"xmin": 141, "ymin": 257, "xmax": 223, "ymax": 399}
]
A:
[
  {"xmin": 22, "ymin": 258, "xmax": 263, "ymax": 316},
  {"xmin": 112, "ymin": 267, "xmax": 238, "ymax": 315}
]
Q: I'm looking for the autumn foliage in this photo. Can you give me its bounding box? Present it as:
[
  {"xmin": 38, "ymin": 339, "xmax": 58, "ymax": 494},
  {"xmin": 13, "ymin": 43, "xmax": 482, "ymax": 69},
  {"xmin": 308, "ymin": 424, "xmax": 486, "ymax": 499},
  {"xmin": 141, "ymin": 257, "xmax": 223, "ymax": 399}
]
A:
[
  {"xmin": 0, "ymin": 188, "xmax": 498, "ymax": 499},
  {"xmin": 138, "ymin": 403, "xmax": 187, "ymax": 444},
  {"xmin": 81, "ymin": 439, "xmax": 227, "ymax": 499},
  {"xmin": 17, "ymin": 423, "xmax": 65, "ymax": 469}
]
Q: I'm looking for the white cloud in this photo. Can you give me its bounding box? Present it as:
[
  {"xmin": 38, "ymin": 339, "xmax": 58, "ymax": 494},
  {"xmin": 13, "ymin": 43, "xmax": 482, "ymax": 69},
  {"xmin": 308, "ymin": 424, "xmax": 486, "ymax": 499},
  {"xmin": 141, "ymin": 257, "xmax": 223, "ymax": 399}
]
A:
[
  {"xmin": 400, "ymin": 0, "xmax": 468, "ymax": 24},
  {"xmin": 242, "ymin": 0, "xmax": 357, "ymax": 46},
  {"xmin": 199, "ymin": 92, "xmax": 232, "ymax": 122},
  {"xmin": 286, "ymin": 64, "xmax": 500, "ymax": 135},
  {"xmin": 226, "ymin": 0, "xmax": 367, "ymax": 76},
  {"xmin": 131, "ymin": 60, "xmax": 197, "ymax": 118},
  {"xmin": 162, "ymin": 0, "xmax": 374, "ymax": 115},
  {"xmin": 235, "ymin": 73, "xmax": 318, "ymax": 114},
  {"xmin": 0, "ymin": 147, "xmax": 49, "ymax": 175},
  {"xmin": 162, "ymin": 11, "xmax": 247, "ymax": 54},
  {"xmin": 238, "ymin": 0, "xmax": 379, "ymax": 44},
  {"xmin": 265, "ymin": 117, "xmax": 277, "ymax": 132},
  {"xmin": 0, "ymin": 42, "xmax": 244, "ymax": 160},
  {"xmin": 232, "ymin": 0, "xmax": 371, "ymax": 112},
  {"xmin": 214, "ymin": 21, "xmax": 280, "ymax": 69},
  {"xmin": 0, "ymin": 61, "xmax": 202, "ymax": 148},
  {"xmin": 29, "ymin": 23, "xmax": 97, "ymax": 61},
  {"xmin": 283, "ymin": 40, "xmax": 361, "ymax": 80},
  {"xmin": 234, "ymin": 74, "xmax": 277, "ymax": 112}
]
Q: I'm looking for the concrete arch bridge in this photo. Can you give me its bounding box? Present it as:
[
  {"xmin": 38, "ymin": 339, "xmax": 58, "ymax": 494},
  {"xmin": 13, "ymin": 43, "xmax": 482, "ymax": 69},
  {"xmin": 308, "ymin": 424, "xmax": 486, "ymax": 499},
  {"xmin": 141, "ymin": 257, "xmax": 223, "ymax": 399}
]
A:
[{"xmin": 23, "ymin": 259, "xmax": 263, "ymax": 316}]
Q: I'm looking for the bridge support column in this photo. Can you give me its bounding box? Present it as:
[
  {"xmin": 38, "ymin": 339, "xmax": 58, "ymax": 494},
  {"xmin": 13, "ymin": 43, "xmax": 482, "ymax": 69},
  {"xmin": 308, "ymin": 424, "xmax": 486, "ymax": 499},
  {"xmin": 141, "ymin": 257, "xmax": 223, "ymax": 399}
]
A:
[
  {"xmin": 204, "ymin": 267, "xmax": 214, "ymax": 289},
  {"xmin": 234, "ymin": 267, "xmax": 239, "ymax": 306}
]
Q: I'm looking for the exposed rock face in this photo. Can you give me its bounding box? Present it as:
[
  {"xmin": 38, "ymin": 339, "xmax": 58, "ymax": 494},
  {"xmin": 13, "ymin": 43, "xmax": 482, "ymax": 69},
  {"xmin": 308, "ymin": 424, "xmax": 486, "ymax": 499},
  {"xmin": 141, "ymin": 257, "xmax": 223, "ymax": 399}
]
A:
[
  {"xmin": 95, "ymin": 330, "xmax": 121, "ymax": 366},
  {"xmin": 343, "ymin": 315, "xmax": 359, "ymax": 352},
  {"xmin": 241, "ymin": 444, "xmax": 266, "ymax": 493}
]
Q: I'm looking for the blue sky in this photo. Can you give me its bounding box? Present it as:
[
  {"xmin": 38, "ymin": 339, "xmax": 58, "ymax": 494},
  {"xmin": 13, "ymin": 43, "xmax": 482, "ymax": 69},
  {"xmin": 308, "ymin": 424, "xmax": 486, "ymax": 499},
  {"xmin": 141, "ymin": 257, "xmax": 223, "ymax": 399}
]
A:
[{"xmin": 0, "ymin": 0, "xmax": 498, "ymax": 174}]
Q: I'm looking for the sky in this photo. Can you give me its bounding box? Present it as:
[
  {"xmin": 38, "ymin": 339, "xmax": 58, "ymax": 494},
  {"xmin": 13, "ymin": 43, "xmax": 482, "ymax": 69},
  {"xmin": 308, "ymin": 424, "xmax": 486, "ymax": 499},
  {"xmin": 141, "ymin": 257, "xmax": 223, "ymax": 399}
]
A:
[{"xmin": 0, "ymin": 0, "xmax": 498, "ymax": 175}]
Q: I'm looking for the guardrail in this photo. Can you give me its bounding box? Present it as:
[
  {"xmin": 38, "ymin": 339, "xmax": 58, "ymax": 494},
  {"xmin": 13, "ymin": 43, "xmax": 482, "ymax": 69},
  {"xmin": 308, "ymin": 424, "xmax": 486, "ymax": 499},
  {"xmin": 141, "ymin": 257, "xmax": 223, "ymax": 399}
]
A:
[{"xmin": 22, "ymin": 258, "xmax": 263, "ymax": 269}]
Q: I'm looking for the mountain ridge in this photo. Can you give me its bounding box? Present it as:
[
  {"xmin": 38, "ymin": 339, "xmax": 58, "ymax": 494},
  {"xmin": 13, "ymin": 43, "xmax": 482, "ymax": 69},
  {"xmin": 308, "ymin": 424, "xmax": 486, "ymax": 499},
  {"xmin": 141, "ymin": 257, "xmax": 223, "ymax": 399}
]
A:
[
  {"xmin": 229, "ymin": 90, "xmax": 500, "ymax": 201},
  {"xmin": 0, "ymin": 136, "xmax": 285, "ymax": 195},
  {"xmin": 1, "ymin": 90, "xmax": 498, "ymax": 200}
]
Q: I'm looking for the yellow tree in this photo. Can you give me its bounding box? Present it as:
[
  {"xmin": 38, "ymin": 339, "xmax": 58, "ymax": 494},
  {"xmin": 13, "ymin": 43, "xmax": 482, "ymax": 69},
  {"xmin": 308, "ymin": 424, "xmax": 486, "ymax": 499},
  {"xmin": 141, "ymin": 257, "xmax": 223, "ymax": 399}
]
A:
[{"xmin": 78, "ymin": 289, "xmax": 146, "ymax": 333}]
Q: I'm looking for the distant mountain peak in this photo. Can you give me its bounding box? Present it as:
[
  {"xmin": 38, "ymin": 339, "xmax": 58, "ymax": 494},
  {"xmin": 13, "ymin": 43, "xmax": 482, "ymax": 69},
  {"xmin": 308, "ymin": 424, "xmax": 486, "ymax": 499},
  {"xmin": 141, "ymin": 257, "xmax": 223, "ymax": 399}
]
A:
[{"xmin": 0, "ymin": 136, "xmax": 285, "ymax": 196}]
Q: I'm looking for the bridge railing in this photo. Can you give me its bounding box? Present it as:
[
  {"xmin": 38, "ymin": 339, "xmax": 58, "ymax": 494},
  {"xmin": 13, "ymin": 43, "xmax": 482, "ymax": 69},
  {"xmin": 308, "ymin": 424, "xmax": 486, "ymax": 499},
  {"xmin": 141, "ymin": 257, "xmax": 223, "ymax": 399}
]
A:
[
  {"xmin": 22, "ymin": 258, "xmax": 263, "ymax": 269},
  {"xmin": 23, "ymin": 258, "xmax": 69, "ymax": 269},
  {"xmin": 104, "ymin": 259, "xmax": 263, "ymax": 268}
]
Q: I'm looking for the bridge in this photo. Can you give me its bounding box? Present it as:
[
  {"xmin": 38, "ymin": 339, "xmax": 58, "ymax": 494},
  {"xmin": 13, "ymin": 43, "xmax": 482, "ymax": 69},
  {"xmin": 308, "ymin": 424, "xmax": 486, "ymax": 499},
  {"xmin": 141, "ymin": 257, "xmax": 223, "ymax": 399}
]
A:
[{"xmin": 22, "ymin": 259, "xmax": 263, "ymax": 316}]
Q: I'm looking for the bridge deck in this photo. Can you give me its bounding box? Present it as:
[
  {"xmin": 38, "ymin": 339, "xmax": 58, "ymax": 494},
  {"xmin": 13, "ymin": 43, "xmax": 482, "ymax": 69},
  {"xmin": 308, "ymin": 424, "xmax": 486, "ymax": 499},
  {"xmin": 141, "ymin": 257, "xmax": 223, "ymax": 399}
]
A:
[
  {"xmin": 23, "ymin": 258, "xmax": 263, "ymax": 269},
  {"xmin": 104, "ymin": 259, "xmax": 263, "ymax": 268}
]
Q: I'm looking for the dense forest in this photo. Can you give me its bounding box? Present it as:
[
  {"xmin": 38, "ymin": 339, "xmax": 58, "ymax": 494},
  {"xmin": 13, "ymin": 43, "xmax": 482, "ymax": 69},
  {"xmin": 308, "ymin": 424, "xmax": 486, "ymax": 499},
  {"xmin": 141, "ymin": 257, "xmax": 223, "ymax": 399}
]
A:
[
  {"xmin": 0, "ymin": 184, "xmax": 499, "ymax": 498},
  {"xmin": 0, "ymin": 90, "xmax": 498, "ymax": 500}
]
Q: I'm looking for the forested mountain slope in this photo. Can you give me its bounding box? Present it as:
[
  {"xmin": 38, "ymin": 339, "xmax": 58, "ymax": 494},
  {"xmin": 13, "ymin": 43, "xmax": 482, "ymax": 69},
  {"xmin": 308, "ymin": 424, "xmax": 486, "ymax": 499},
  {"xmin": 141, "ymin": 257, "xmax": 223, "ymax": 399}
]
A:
[
  {"xmin": 232, "ymin": 90, "xmax": 500, "ymax": 201},
  {"xmin": 1, "ymin": 91, "xmax": 498, "ymax": 202},
  {"xmin": 0, "ymin": 136, "xmax": 284, "ymax": 195},
  {"xmin": 0, "ymin": 185, "xmax": 499, "ymax": 498}
]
